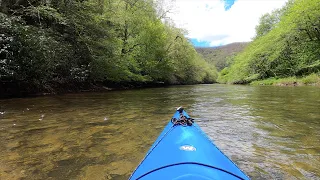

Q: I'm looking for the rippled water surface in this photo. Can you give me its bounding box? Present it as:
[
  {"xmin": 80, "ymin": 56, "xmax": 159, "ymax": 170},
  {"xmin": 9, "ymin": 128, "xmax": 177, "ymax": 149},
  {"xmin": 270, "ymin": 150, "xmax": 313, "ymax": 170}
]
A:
[{"xmin": 0, "ymin": 84, "xmax": 319, "ymax": 179}]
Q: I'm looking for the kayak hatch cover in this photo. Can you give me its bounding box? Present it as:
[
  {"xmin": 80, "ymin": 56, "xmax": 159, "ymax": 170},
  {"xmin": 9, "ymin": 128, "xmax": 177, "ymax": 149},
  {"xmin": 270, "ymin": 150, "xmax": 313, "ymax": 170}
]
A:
[{"xmin": 129, "ymin": 108, "xmax": 250, "ymax": 180}]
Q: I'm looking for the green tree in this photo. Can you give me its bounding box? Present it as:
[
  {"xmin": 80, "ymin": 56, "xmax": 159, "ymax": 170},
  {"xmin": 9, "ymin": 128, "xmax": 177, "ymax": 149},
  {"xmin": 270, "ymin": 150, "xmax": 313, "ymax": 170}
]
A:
[
  {"xmin": 219, "ymin": 0, "xmax": 320, "ymax": 84},
  {"xmin": 1, "ymin": 0, "xmax": 218, "ymax": 97}
]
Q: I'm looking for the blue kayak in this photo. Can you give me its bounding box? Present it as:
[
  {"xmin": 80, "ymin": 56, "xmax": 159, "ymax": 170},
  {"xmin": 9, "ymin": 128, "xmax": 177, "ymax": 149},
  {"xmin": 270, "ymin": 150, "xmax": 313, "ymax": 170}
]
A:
[{"xmin": 129, "ymin": 108, "xmax": 250, "ymax": 180}]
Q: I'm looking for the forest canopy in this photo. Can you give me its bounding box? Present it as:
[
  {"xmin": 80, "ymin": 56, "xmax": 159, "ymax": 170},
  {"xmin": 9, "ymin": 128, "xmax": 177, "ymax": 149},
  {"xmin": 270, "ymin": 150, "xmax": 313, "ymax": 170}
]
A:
[
  {"xmin": 0, "ymin": 0, "xmax": 218, "ymax": 96},
  {"xmin": 1, "ymin": 0, "xmax": 319, "ymax": 97},
  {"xmin": 218, "ymin": 0, "xmax": 320, "ymax": 84}
]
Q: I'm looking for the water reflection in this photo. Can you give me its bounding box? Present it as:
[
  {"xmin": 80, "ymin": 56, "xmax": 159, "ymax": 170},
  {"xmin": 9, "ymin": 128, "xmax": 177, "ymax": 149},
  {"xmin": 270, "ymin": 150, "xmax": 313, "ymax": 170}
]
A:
[{"xmin": 0, "ymin": 84, "xmax": 319, "ymax": 179}]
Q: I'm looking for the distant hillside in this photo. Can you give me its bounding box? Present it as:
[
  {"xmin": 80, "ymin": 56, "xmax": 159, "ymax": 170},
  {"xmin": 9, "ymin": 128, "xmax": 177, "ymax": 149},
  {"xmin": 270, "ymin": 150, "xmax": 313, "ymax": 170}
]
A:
[{"xmin": 196, "ymin": 42, "xmax": 249, "ymax": 71}]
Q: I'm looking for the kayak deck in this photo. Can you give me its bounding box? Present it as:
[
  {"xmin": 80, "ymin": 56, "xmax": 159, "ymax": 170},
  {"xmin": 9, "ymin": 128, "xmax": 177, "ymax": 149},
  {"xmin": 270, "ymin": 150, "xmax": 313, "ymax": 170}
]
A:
[{"xmin": 130, "ymin": 109, "xmax": 249, "ymax": 180}]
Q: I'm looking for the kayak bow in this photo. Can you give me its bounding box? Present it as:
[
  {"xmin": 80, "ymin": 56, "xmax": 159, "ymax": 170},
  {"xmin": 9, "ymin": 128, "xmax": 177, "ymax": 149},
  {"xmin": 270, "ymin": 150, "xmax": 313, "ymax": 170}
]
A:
[{"xmin": 130, "ymin": 108, "xmax": 249, "ymax": 180}]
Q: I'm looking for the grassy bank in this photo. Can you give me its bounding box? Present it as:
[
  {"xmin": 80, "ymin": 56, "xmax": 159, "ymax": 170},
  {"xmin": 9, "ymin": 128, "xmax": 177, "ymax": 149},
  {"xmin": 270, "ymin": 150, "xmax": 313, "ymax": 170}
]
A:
[{"xmin": 250, "ymin": 73, "xmax": 320, "ymax": 86}]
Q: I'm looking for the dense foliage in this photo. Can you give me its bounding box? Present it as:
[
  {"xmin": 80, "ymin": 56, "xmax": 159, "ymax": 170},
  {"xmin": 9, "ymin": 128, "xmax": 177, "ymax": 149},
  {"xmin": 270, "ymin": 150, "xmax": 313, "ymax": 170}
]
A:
[
  {"xmin": 0, "ymin": 0, "xmax": 217, "ymax": 96},
  {"xmin": 218, "ymin": 0, "xmax": 320, "ymax": 84}
]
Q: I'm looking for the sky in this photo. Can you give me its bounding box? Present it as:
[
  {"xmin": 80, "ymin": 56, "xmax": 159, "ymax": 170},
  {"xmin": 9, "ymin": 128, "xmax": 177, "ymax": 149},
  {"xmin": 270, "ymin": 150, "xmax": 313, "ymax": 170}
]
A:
[{"xmin": 165, "ymin": 0, "xmax": 288, "ymax": 47}]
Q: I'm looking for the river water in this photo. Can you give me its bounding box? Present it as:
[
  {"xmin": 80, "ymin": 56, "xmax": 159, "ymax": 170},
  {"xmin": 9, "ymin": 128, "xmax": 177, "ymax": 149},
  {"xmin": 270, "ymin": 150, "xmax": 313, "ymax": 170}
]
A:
[{"xmin": 0, "ymin": 84, "xmax": 319, "ymax": 180}]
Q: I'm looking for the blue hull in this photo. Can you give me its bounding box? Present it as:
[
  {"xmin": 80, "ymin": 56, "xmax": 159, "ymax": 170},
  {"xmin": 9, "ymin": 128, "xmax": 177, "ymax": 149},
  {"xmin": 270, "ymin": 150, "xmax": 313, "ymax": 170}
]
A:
[{"xmin": 130, "ymin": 109, "xmax": 249, "ymax": 180}]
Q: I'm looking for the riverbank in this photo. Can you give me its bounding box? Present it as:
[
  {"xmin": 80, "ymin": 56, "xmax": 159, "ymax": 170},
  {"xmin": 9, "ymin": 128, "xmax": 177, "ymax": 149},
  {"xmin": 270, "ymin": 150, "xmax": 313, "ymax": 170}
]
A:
[
  {"xmin": 2, "ymin": 74, "xmax": 319, "ymax": 99},
  {"xmin": 250, "ymin": 73, "xmax": 320, "ymax": 86},
  {"xmin": 0, "ymin": 81, "xmax": 171, "ymax": 99}
]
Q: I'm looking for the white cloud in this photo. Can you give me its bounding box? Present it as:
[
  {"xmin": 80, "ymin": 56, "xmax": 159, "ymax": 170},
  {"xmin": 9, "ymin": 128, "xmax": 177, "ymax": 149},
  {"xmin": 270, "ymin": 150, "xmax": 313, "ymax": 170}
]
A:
[{"xmin": 166, "ymin": 0, "xmax": 288, "ymax": 46}]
